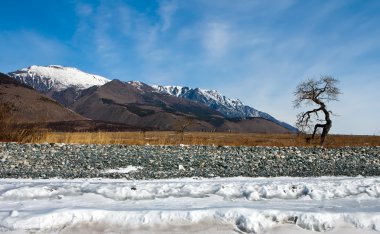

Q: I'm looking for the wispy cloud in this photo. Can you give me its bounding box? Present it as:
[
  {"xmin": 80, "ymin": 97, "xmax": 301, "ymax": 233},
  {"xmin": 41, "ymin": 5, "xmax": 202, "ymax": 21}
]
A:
[
  {"xmin": 202, "ymin": 22, "xmax": 230, "ymax": 59},
  {"xmin": 72, "ymin": 0, "xmax": 187, "ymax": 82},
  {"xmin": 158, "ymin": 1, "xmax": 177, "ymax": 32},
  {"xmin": 0, "ymin": 31, "xmax": 72, "ymax": 72}
]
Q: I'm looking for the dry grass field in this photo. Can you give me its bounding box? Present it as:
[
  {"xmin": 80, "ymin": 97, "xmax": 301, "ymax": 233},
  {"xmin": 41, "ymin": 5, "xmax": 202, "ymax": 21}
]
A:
[
  {"xmin": 35, "ymin": 131, "xmax": 380, "ymax": 147},
  {"xmin": 2, "ymin": 103, "xmax": 378, "ymax": 147}
]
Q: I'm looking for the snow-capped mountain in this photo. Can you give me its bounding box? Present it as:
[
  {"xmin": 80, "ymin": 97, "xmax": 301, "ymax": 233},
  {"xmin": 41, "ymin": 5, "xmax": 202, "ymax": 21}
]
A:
[
  {"xmin": 8, "ymin": 65, "xmax": 110, "ymax": 93},
  {"xmin": 152, "ymin": 85, "xmax": 297, "ymax": 132},
  {"xmin": 7, "ymin": 65, "xmax": 296, "ymax": 132}
]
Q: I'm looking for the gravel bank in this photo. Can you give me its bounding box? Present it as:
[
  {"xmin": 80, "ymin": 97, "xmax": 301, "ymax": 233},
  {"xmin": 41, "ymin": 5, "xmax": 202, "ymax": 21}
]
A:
[{"xmin": 0, "ymin": 143, "xmax": 379, "ymax": 179}]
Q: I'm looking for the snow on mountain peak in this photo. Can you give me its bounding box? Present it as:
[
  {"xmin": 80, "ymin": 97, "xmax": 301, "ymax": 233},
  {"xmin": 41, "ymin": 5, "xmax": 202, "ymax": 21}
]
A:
[
  {"xmin": 151, "ymin": 85, "xmax": 188, "ymax": 97},
  {"xmin": 152, "ymin": 85, "xmax": 249, "ymax": 115},
  {"xmin": 127, "ymin": 81, "xmax": 147, "ymax": 91},
  {"xmin": 127, "ymin": 80, "xmax": 143, "ymax": 86},
  {"xmin": 9, "ymin": 65, "xmax": 110, "ymax": 92},
  {"xmin": 197, "ymin": 88, "xmax": 244, "ymax": 107}
]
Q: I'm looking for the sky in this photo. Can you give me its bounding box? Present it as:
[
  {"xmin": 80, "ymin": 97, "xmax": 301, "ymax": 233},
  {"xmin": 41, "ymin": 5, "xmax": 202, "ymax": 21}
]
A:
[{"xmin": 0, "ymin": 0, "xmax": 379, "ymax": 135}]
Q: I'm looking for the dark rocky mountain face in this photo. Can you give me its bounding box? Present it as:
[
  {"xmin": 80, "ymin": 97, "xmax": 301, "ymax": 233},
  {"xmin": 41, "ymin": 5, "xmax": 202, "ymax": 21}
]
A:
[
  {"xmin": 0, "ymin": 72, "xmax": 33, "ymax": 88},
  {"xmin": 49, "ymin": 86, "xmax": 99, "ymax": 107}
]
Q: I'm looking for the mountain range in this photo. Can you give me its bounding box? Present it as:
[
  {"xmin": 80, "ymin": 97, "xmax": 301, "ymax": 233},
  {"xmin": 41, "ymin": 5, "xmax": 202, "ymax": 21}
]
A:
[
  {"xmin": 3, "ymin": 65, "xmax": 296, "ymax": 133},
  {"xmin": 152, "ymin": 85, "xmax": 296, "ymax": 131}
]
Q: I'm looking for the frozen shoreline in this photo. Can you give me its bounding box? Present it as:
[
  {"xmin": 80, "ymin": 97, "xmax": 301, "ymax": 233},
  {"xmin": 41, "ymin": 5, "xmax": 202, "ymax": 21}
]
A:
[{"xmin": 1, "ymin": 176, "xmax": 379, "ymax": 233}]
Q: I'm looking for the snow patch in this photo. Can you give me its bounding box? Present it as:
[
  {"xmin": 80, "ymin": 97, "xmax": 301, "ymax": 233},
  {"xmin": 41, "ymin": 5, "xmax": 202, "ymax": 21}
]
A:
[
  {"xmin": 8, "ymin": 65, "xmax": 110, "ymax": 92},
  {"xmin": 0, "ymin": 177, "xmax": 379, "ymax": 233},
  {"xmin": 151, "ymin": 85, "xmax": 186, "ymax": 97},
  {"xmin": 101, "ymin": 166, "xmax": 143, "ymax": 174},
  {"xmin": 152, "ymin": 84, "xmax": 269, "ymax": 119}
]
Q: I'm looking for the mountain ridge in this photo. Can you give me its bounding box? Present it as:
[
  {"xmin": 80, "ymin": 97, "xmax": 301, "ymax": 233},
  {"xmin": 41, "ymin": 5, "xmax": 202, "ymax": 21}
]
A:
[
  {"xmin": 7, "ymin": 65, "xmax": 296, "ymax": 132},
  {"xmin": 66, "ymin": 79, "xmax": 289, "ymax": 133},
  {"xmin": 152, "ymin": 85, "xmax": 297, "ymax": 132}
]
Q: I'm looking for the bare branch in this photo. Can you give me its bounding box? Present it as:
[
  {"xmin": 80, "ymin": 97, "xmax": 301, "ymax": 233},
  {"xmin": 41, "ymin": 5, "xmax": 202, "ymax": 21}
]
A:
[{"xmin": 293, "ymin": 75, "xmax": 341, "ymax": 144}]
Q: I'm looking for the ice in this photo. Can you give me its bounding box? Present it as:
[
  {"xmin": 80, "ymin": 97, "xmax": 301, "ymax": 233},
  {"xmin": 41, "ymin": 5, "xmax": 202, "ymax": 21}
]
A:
[{"xmin": 0, "ymin": 177, "xmax": 379, "ymax": 233}]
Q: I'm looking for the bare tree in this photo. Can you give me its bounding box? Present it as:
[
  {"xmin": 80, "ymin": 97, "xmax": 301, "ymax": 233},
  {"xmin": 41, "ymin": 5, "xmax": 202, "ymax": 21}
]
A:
[{"xmin": 293, "ymin": 76, "xmax": 341, "ymax": 144}]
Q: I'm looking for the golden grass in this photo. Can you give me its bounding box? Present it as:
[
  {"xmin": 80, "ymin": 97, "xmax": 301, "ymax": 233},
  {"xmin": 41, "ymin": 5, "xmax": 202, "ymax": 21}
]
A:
[
  {"xmin": 0, "ymin": 103, "xmax": 42, "ymax": 143},
  {"xmin": 36, "ymin": 131, "xmax": 380, "ymax": 147}
]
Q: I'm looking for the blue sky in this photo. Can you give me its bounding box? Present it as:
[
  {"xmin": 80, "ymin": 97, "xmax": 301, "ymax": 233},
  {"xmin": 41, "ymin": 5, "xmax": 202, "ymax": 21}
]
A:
[{"xmin": 1, "ymin": 0, "xmax": 379, "ymax": 135}]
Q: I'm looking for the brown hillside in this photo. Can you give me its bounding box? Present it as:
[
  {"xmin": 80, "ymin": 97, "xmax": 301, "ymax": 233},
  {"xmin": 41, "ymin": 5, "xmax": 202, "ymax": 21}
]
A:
[{"xmin": 0, "ymin": 73, "xmax": 85, "ymax": 123}]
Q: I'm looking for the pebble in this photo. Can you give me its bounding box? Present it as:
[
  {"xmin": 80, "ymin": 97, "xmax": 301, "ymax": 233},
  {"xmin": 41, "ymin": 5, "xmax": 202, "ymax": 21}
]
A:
[{"xmin": 0, "ymin": 143, "xmax": 379, "ymax": 179}]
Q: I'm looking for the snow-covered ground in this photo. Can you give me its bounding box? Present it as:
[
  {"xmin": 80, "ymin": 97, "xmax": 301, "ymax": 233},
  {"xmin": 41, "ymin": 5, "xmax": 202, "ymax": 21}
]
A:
[{"xmin": 0, "ymin": 177, "xmax": 379, "ymax": 233}]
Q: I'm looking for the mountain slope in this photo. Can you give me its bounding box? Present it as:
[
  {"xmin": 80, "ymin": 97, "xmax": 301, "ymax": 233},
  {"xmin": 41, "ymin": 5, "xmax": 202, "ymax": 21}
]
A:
[
  {"xmin": 70, "ymin": 80, "xmax": 226, "ymax": 131},
  {"xmin": 0, "ymin": 72, "xmax": 85, "ymax": 123},
  {"xmin": 69, "ymin": 80, "xmax": 289, "ymax": 133},
  {"xmin": 152, "ymin": 85, "xmax": 297, "ymax": 132},
  {"xmin": 8, "ymin": 65, "xmax": 110, "ymax": 106}
]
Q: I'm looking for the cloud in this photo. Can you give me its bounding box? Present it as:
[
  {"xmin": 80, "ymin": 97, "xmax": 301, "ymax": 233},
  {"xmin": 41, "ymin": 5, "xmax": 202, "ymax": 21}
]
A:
[
  {"xmin": 158, "ymin": 1, "xmax": 178, "ymax": 32},
  {"xmin": 74, "ymin": 1, "xmax": 192, "ymax": 81},
  {"xmin": 0, "ymin": 31, "xmax": 72, "ymax": 72},
  {"xmin": 202, "ymin": 22, "xmax": 230, "ymax": 58}
]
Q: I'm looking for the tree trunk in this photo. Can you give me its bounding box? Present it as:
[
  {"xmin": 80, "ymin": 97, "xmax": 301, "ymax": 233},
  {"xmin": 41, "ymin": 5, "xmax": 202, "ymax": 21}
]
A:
[
  {"xmin": 320, "ymin": 120, "xmax": 331, "ymax": 144},
  {"xmin": 320, "ymin": 105, "xmax": 332, "ymax": 144},
  {"xmin": 311, "ymin": 98, "xmax": 332, "ymax": 145},
  {"xmin": 312, "ymin": 124, "xmax": 324, "ymax": 139}
]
